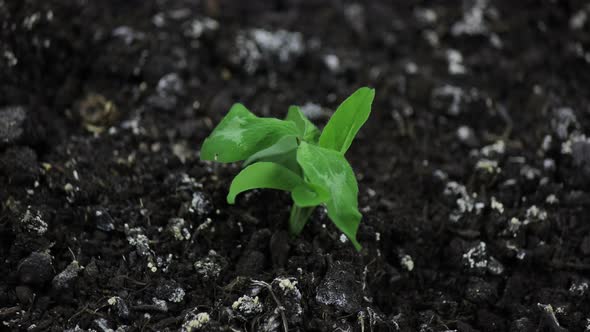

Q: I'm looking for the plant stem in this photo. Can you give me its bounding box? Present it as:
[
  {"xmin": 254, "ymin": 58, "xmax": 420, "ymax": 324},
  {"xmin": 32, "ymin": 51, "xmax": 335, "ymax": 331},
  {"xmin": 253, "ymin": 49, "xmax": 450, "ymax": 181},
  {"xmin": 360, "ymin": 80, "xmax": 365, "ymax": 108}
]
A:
[{"xmin": 289, "ymin": 204, "xmax": 314, "ymax": 236}]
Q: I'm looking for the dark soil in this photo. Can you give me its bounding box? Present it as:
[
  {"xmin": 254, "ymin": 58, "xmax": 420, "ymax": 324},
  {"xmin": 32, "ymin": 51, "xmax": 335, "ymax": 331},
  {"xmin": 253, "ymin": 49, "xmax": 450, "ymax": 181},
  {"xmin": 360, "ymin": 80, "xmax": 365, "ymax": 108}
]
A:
[{"xmin": 2, "ymin": 0, "xmax": 590, "ymax": 331}]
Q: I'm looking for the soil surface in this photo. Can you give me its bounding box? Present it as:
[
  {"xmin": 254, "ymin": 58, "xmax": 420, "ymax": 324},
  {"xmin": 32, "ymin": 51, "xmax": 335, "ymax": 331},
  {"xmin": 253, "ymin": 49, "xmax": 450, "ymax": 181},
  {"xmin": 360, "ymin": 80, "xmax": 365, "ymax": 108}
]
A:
[{"xmin": 2, "ymin": 0, "xmax": 590, "ymax": 331}]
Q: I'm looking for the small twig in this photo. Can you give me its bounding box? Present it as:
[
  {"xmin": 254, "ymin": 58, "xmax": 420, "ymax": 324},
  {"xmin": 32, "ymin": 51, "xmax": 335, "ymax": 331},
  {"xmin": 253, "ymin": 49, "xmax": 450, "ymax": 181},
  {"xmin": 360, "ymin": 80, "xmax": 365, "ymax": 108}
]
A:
[
  {"xmin": 550, "ymin": 260, "xmax": 590, "ymax": 271},
  {"xmin": 251, "ymin": 280, "xmax": 288, "ymax": 332},
  {"xmin": 122, "ymin": 276, "xmax": 149, "ymax": 286},
  {"xmin": 0, "ymin": 306, "xmax": 21, "ymax": 318},
  {"xmin": 67, "ymin": 304, "xmax": 90, "ymax": 323}
]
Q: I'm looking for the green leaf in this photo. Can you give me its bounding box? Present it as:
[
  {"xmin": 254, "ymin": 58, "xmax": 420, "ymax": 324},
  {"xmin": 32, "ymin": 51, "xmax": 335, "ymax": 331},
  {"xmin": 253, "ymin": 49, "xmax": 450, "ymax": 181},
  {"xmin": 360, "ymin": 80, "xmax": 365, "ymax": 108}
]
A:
[
  {"xmin": 319, "ymin": 87, "xmax": 375, "ymax": 154},
  {"xmin": 291, "ymin": 183, "xmax": 330, "ymax": 207},
  {"xmin": 286, "ymin": 106, "xmax": 320, "ymax": 143},
  {"xmin": 201, "ymin": 103, "xmax": 299, "ymax": 163},
  {"xmin": 243, "ymin": 135, "xmax": 300, "ymax": 174},
  {"xmin": 296, "ymin": 142, "xmax": 362, "ymax": 250},
  {"xmin": 227, "ymin": 162, "xmax": 303, "ymax": 204}
]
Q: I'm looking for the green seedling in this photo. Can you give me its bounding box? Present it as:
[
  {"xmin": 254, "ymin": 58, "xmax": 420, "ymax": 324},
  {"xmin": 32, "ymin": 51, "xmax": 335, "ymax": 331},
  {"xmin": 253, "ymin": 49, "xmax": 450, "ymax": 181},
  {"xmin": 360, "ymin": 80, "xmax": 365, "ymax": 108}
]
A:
[{"xmin": 200, "ymin": 87, "xmax": 375, "ymax": 250}]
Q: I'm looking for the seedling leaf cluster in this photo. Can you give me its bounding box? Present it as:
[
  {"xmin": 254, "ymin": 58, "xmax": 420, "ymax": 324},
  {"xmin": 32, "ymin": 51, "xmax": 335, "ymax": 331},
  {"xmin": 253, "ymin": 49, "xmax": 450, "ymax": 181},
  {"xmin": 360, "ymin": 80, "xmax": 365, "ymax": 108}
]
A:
[{"xmin": 201, "ymin": 87, "xmax": 375, "ymax": 250}]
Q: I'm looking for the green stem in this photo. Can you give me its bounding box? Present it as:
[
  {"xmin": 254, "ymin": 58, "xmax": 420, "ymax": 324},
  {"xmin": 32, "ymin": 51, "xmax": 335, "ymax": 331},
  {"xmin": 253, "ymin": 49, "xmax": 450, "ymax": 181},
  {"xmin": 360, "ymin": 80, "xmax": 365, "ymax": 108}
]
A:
[{"xmin": 289, "ymin": 204, "xmax": 314, "ymax": 236}]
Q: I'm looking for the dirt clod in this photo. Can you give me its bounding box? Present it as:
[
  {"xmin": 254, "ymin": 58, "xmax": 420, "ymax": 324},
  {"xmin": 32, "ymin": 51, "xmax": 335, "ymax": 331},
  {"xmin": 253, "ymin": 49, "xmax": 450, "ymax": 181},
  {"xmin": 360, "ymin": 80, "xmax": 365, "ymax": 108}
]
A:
[
  {"xmin": 18, "ymin": 252, "xmax": 53, "ymax": 286},
  {"xmin": 315, "ymin": 261, "xmax": 362, "ymax": 314}
]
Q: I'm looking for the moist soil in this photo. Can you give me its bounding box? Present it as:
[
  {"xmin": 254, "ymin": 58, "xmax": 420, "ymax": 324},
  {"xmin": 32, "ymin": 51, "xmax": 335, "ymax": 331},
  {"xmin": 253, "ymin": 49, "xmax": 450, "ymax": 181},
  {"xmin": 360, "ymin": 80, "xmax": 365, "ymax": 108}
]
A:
[{"xmin": 2, "ymin": 0, "xmax": 590, "ymax": 331}]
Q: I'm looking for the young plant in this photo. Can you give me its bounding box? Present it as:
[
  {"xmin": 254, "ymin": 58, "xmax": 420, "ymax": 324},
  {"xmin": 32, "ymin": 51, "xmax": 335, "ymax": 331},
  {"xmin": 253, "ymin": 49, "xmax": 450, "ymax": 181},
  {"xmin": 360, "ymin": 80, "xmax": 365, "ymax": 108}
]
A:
[{"xmin": 200, "ymin": 87, "xmax": 375, "ymax": 250}]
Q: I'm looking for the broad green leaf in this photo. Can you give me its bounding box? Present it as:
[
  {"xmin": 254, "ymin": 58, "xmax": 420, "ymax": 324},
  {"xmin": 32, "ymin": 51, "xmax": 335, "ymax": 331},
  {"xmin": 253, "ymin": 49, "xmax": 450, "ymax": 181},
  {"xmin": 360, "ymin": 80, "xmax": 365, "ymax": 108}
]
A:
[
  {"xmin": 201, "ymin": 103, "xmax": 299, "ymax": 163},
  {"xmin": 296, "ymin": 142, "xmax": 362, "ymax": 250},
  {"xmin": 291, "ymin": 183, "xmax": 330, "ymax": 207},
  {"xmin": 243, "ymin": 135, "xmax": 300, "ymax": 174},
  {"xmin": 227, "ymin": 162, "xmax": 303, "ymax": 204},
  {"xmin": 319, "ymin": 87, "xmax": 375, "ymax": 154},
  {"xmin": 286, "ymin": 106, "xmax": 320, "ymax": 143}
]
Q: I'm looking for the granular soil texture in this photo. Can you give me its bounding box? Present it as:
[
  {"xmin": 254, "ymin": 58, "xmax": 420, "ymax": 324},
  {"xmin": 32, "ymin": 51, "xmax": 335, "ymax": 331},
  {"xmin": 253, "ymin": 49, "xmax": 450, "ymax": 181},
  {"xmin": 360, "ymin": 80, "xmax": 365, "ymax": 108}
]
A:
[{"xmin": 1, "ymin": 0, "xmax": 590, "ymax": 331}]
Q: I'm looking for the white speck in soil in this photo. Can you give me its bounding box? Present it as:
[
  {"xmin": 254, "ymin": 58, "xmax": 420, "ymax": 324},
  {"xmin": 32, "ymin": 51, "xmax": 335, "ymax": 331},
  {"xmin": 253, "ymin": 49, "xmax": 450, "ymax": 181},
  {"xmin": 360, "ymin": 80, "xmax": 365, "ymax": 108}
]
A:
[
  {"xmin": 196, "ymin": 217, "xmax": 213, "ymax": 233},
  {"xmin": 405, "ymin": 61, "xmax": 418, "ymax": 74},
  {"xmin": 487, "ymin": 257, "xmax": 505, "ymax": 275},
  {"xmin": 151, "ymin": 297, "xmax": 168, "ymax": 312},
  {"xmin": 480, "ymin": 140, "xmax": 505, "ymax": 157},
  {"xmin": 95, "ymin": 208, "xmax": 115, "ymax": 232},
  {"xmin": 542, "ymin": 135, "xmax": 553, "ymax": 151},
  {"xmin": 520, "ymin": 165, "xmax": 540, "ymax": 180},
  {"xmin": 452, "ymin": 0, "xmax": 489, "ymax": 36},
  {"xmin": 543, "ymin": 158, "xmax": 556, "ymax": 170},
  {"xmin": 552, "ymin": 107, "xmax": 578, "ymax": 140},
  {"xmin": 475, "ymin": 159, "xmax": 501, "ymax": 173},
  {"xmin": 446, "ymin": 49, "xmax": 466, "ymax": 75},
  {"xmin": 276, "ymin": 277, "xmax": 298, "ymax": 293},
  {"xmin": 93, "ymin": 318, "xmax": 114, "ymax": 332},
  {"xmin": 343, "ymin": 3, "xmax": 366, "ymax": 35},
  {"xmin": 106, "ymin": 296, "xmax": 129, "ymax": 318},
  {"xmin": 232, "ymin": 295, "xmax": 263, "ymax": 316},
  {"xmin": 525, "ymin": 205, "xmax": 547, "ymax": 223},
  {"xmin": 154, "ymin": 254, "xmax": 173, "ymax": 273},
  {"xmin": 414, "ymin": 7, "xmax": 437, "ymax": 24},
  {"xmin": 152, "ymin": 13, "xmax": 166, "ymax": 27},
  {"xmin": 112, "ymin": 26, "xmax": 145, "ymax": 45},
  {"xmin": 172, "ymin": 142, "xmax": 193, "ymax": 164},
  {"xmin": 194, "ymin": 250, "xmax": 225, "ymax": 280},
  {"xmin": 169, "ymin": 287, "xmax": 185, "ymax": 303},
  {"xmin": 457, "ymin": 125, "xmax": 475, "ymax": 144},
  {"xmin": 20, "ymin": 207, "xmax": 48, "ymax": 235},
  {"xmin": 147, "ymin": 73, "xmax": 185, "ymax": 111},
  {"xmin": 323, "ymin": 54, "xmax": 340, "ymax": 72},
  {"xmin": 120, "ymin": 112, "xmax": 143, "ymax": 135},
  {"xmin": 400, "ymin": 255, "xmax": 414, "ymax": 272},
  {"xmin": 433, "ymin": 169, "xmax": 448, "ymax": 181},
  {"xmin": 181, "ymin": 311, "xmax": 210, "ymax": 331},
  {"xmin": 124, "ymin": 224, "xmax": 152, "ymax": 257},
  {"xmin": 178, "ymin": 173, "xmax": 202, "ymax": 190},
  {"xmin": 569, "ymin": 280, "xmax": 589, "ymax": 297},
  {"xmin": 156, "ymin": 280, "xmax": 186, "ymax": 303},
  {"xmin": 233, "ymin": 28, "xmax": 305, "ymax": 74},
  {"xmin": 3, "ymin": 50, "xmax": 18, "ymax": 67},
  {"xmin": 489, "ymin": 33, "xmax": 503, "ymax": 48},
  {"xmin": 570, "ymin": 8, "xmax": 588, "ymax": 30},
  {"xmin": 546, "ymin": 194, "xmax": 559, "ymax": 204},
  {"xmin": 423, "ymin": 30, "xmax": 440, "ymax": 47},
  {"xmin": 167, "ymin": 218, "xmax": 191, "ymax": 241},
  {"xmin": 507, "ymin": 217, "xmax": 523, "ymax": 235},
  {"xmin": 490, "ymin": 197, "xmax": 504, "ymax": 214},
  {"xmin": 157, "ymin": 73, "xmax": 184, "ymax": 96},
  {"xmin": 339, "ymin": 234, "xmax": 348, "ymax": 243},
  {"xmin": 463, "ymin": 241, "xmax": 489, "ymax": 270},
  {"xmin": 444, "ymin": 181, "xmax": 484, "ymax": 222},
  {"xmin": 189, "ymin": 191, "xmax": 212, "ymax": 216},
  {"xmin": 272, "ymin": 277, "xmax": 303, "ymax": 323},
  {"xmin": 185, "ymin": 17, "xmax": 219, "ymax": 39},
  {"xmin": 22, "ymin": 12, "xmax": 41, "ymax": 30}
]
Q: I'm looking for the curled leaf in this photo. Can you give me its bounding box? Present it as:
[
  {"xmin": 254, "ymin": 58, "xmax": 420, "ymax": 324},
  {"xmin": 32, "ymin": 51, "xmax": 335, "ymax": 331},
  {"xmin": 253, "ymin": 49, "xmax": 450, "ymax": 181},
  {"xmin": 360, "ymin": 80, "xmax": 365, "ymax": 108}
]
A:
[{"xmin": 227, "ymin": 162, "xmax": 303, "ymax": 204}]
